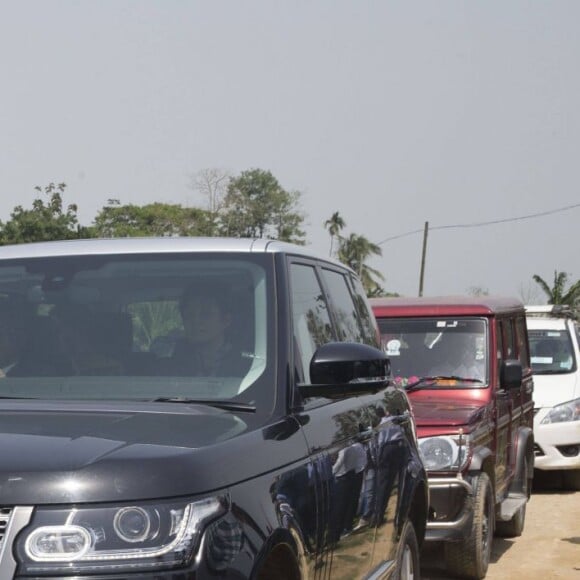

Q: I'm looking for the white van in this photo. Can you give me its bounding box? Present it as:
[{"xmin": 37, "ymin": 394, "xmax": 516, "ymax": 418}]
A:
[{"xmin": 525, "ymin": 305, "xmax": 580, "ymax": 490}]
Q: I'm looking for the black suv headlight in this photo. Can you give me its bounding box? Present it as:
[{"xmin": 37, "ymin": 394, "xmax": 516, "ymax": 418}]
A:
[{"xmin": 16, "ymin": 496, "xmax": 225, "ymax": 575}]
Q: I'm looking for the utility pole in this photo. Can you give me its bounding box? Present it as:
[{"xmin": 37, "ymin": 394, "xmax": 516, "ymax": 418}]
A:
[{"xmin": 418, "ymin": 221, "xmax": 429, "ymax": 297}]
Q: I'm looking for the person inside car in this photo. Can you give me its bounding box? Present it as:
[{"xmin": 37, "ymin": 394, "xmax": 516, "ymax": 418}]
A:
[
  {"xmin": 169, "ymin": 281, "xmax": 250, "ymax": 377},
  {"xmin": 431, "ymin": 334, "xmax": 485, "ymax": 381},
  {"xmin": 0, "ymin": 300, "xmax": 31, "ymax": 377}
]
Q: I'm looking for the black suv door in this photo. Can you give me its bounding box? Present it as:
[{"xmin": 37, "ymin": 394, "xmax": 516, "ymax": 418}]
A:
[{"xmin": 287, "ymin": 259, "xmax": 397, "ymax": 578}]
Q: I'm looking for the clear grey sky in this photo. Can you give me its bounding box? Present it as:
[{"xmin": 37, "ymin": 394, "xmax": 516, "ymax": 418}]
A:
[{"xmin": 1, "ymin": 1, "xmax": 578, "ymax": 299}]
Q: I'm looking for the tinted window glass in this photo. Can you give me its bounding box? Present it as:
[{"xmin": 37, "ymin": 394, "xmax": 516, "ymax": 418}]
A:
[
  {"xmin": 290, "ymin": 263, "xmax": 333, "ymax": 383},
  {"xmin": 496, "ymin": 322, "xmax": 503, "ymax": 380},
  {"xmin": 321, "ymin": 268, "xmax": 363, "ymax": 343},
  {"xmin": 503, "ymin": 319, "xmax": 516, "ymax": 359},
  {"xmin": 528, "ymin": 328, "xmax": 576, "ymax": 374},
  {"xmin": 516, "ymin": 317, "xmax": 530, "ymax": 369},
  {"xmin": 377, "ymin": 317, "xmax": 488, "ymax": 386},
  {"xmin": 349, "ymin": 274, "xmax": 380, "ymax": 346},
  {"xmin": 0, "ymin": 253, "xmax": 274, "ymax": 406}
]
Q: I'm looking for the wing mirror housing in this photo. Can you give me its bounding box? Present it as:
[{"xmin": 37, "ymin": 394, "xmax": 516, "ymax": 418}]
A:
[
  {"xmin": 500, "ymin": 359, "xmax": 523, "ymax": 390},
  {"xmin": 297, "ymin": 342, "xmax": 390, "ymax": 400}
]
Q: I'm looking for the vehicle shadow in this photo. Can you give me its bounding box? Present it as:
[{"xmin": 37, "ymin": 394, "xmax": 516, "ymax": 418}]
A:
[
  {"xmin": 420, "ymin": 535, "xmax": 516, "ymax": 579},
  {"xmin": 419, "ymin": 542, "xmax": 449, "ymax": 580},
  {"xmin": 422, "ymin": 532, "xmax": 579, "ymax": 578},
  {"xmin": 532, "ymin": 469, "xmax": 577, "ymax": 494}
]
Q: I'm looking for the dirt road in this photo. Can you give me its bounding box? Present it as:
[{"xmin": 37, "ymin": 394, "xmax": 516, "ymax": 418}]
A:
[{"xmin": 422, "ymin": 473, "xmax": 580, "ymax": 579}]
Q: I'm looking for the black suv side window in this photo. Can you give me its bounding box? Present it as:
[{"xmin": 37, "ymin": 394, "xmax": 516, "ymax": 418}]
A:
[
  {"xmin": 349, "ymin": 274, "xmax": 380, "ymax": 346},
  {"xmin": 320, "ymin": 268, "xmax": 364, "ymax": 343},
  {"xmin": 289, "ymin": 263, "xmax": 333, "ymax": 383}
]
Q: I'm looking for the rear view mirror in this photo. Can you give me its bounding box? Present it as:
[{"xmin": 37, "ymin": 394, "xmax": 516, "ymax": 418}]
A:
[
  {"xmin": 298, "ymin": 342, "xmax": 390, "ymax": 400},
  {"xmin": 500, "ymin": 359, "xmax": 523, "ymax": 390}
]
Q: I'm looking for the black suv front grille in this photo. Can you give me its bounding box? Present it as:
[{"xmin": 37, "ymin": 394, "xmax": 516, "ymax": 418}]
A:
[{"xmin": 0, "ymin": 507, "xmax": 14, "ymax": 549}]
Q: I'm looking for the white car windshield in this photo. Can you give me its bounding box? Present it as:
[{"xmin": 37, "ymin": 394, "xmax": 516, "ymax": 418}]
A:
[{"xmin": 528, "ymin": 329, "xmax": 577, "ymax": 374}]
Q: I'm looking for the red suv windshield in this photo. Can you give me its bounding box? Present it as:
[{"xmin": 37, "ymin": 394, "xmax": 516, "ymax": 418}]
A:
[{"xmin": 377, "ymin": 317, "xmax": 488, "ymax": 387}]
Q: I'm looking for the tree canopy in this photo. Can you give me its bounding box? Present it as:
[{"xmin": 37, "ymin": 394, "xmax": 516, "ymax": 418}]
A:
[
  {"xmin": 324, "ymin": 211, "xmax": 345, "ymax": 257},
  {"xmin": 337, "ymin": 233, "xmax": 385, "ymax": 296},
  {"xmin": 92, "ymin": 200, "xmax": 213, "ymax": 238},
  {"xmin": 2, "ymin": 174, "xmax": 399, "ymax": 297},
  {"xmin": 533, "ymin": 271, "xmax": 580, "ymax": 310},
  {"xmin": 219, "ymin": 169, "xmax": 305, "ymax": 243},
  {"xmin": 0, "ymin": 183, "xmax": 88, "ymax": 245}
]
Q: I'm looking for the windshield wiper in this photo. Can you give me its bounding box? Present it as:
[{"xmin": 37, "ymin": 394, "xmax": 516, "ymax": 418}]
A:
[
  {"xmin": 152, "ymin": 397, "xmax": 256, "ymax": 413},
  {"xmin": 403, "ymin": 375, "xmax": 484, "ymax": 393}
]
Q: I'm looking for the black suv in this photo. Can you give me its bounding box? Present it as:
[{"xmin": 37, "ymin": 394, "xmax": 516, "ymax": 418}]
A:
[{"xmin": 0, "ymin": 238, "xmax": 427, "ymax": 579}]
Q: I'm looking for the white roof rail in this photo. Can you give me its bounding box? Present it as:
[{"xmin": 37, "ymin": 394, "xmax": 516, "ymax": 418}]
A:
[{"xmin": 525, "ymin": 304, "xmax": 573, "ymax": 318}]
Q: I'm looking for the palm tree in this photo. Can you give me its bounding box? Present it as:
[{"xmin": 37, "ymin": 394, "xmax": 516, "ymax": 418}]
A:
[
  {"xmin": 324, "ymin": 211, "xmax": 346, "ymax": 257},
  {"xmin": 337, "ymin": 233, "xmax": 385, "ymax": 295},
  {"xmin": 532, "ymin": 271, "xmax": 580, "ymax": 307}
]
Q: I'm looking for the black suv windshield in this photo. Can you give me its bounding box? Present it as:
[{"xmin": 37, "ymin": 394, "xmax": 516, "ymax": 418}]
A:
[
  {"xmin": 0, "ymin": 253, "xmax": 276, "ymax": 409},
  {"xmin": 377, "ymin": 317, "xmax": 488, "ymax": 387}
]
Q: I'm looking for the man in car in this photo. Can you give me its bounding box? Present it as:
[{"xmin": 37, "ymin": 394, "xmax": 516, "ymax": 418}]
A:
[
  {"xmin": 169, "ymin": 281, "xmax": 250, "ymax": 377},
  {"xmin": 0, "ymin": 300, "xmax": 32, "ymax": 377},
  {"xmin": 432, "ymin": 334, "xmax": 485, "ymax": 381}
]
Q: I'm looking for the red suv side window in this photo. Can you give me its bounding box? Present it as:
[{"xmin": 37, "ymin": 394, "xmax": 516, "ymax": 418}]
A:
[
  {"xmin": 516, "ymin": 316, "xmax": 530, "ymax": 370},
  {"xmin": 502, "ymin": 318, "xmax": 516, "ymax": 359}
]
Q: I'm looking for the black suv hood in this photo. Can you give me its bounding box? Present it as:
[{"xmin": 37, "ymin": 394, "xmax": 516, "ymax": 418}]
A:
[{"xmin": 0, "ymin": 401, "xmax": 304, "ymax": 505}]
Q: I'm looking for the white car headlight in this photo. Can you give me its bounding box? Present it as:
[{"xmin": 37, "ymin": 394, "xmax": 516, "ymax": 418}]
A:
[
  {"xmin": 418, "ymin": 435, "xmax": 470, "ymax": 471},
  {"xmin": 541, "ymin": 397, "xmax": 580, "ymax": 424},
  {"xmin": 17, "ymin": 496, "xmax": 225, "ymax": 575}
]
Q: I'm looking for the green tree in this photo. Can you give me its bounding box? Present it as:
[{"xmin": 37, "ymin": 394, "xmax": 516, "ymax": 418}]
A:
[
  {"xmin": 92, "ymin": 200, "xmax": 213, "ymax": 238},
  {"xmin": 0, "ymin": 183, "xmax": 89, "ymax": 244},
  {"xmin": 219, "ymin": 169, "xmax": 305, "ymax": 243},
  {"xmin": 324, "ymin": 211, "xmax": 346, "ymax": 257},
  {"xmin": 532, "ymin": 271, "xmax": 580, "ymax": 308},
  {"xmin": 337, "ymin": 233, "xmax": 385, "ymax": 296}
]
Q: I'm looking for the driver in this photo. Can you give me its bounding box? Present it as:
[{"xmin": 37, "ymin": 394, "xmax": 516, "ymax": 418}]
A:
[
  {"xmin": 0, "ymin": 300, "xmax": 30, "ymax": 377},
  {"xmin": 168, "ymin": 281, "xmax": 249, "ymax": 377},
  {"xmin": 432, "ymin": 334, "xmax": 485, "ymax": 381}
]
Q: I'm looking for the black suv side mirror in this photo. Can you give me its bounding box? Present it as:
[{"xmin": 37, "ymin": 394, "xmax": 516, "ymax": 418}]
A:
[
  {"xmin": 297, "ymin": 342, "xmax": 390, "ymax": 400},
  {"xmin": 500, "ymin": 359, "xmax": 523, "ymax": 390}
]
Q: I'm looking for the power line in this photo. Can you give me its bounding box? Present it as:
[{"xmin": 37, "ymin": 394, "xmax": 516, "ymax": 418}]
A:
[{"xmin": 377, "ymin": 202, "xmax": 580, "ymax": 246}]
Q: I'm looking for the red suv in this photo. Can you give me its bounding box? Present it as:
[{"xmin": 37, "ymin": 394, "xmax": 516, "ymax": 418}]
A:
[{"xmin": 371, "ymin": 296, "xmax": 534, "ymax": 580}]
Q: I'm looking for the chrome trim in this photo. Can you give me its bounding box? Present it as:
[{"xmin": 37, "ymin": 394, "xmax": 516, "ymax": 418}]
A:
[
  {"xmin": 365, "ymin": 558, "xmax": 395, "ymax": 579},
  {"xmin": 0, "ymin": 237, "xmax": 328, "ymax": 261},
  {"xmin": 427, "ymin": 477, "xmax": 474, "ymax": 529},
  {"xmin": 0, "ymin": 506, "xmax": 34, "ymax": 579}
]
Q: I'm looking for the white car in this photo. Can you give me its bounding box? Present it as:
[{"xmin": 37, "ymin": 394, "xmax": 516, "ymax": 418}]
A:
[{"xmin": 526, "ymin": 305, "xmax": 580, "ymax": 490}]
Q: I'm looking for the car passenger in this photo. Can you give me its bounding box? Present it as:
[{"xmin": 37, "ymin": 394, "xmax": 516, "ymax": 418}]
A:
[
  {"xmin": 0, "ymin": 301, "xmax": 30, "ymax": 377},
  {"xmin": 169, "ymin": 281, "xmax": 250, "ymax": 377},
  {"xmin": 432, "ymin": 334, "xmax": 485, "ymax": 381}
]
